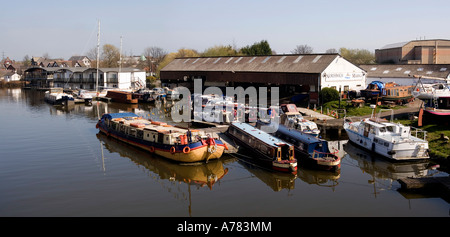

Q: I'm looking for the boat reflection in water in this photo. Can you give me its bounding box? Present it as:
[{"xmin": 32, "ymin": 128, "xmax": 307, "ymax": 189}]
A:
[
  {"xmin": 235, "ymin": 153, "xmax": 297, "ymax": 192},
  {"xmin": 343, "ymin": 142, "xmax": 440, "ymax": 199},
  {"xmin": 97, "ymin": 132, "xmax": 228, "ymax": 189},
  {"xmin": 97, "ymin": 132, "xmax": 230, "ymax": 216}
]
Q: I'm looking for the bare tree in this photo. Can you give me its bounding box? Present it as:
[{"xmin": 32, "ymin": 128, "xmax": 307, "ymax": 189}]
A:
[
  {"xmin": 325, "ymin": 48, "xmax": 338, "ymax": 54},
  {"xmin": 101, "ymin": 44, "xmax": 120, "ymax": 68},
  {"xmin": 143, "ymin": 46, "xmax": 167, "ymax": 75},
  {"xmin": 291, "ymin": 44, "xmax": 313, "ymax": 54}
]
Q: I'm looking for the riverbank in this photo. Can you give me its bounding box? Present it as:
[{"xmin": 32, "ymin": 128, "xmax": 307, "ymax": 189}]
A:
[{"xmin": 0, "ymin": 81, "xmax": 26, "ymax": 88}]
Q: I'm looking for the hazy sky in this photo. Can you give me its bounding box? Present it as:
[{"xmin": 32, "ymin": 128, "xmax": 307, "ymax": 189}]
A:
[{"xmin": 2, "ymin": 0, "xmax": 449, "ymax": 60}]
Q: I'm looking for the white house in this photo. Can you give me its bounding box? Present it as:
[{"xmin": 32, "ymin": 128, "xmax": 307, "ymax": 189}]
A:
[{"xmin": 2, "ymin": 72, "xmax": 21, "ymax": 82}]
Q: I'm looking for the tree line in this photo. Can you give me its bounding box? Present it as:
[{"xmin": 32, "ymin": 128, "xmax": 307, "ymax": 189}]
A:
[{"xmin": 19, "ymin": 40, "xmax": 375, "ymax": 79}]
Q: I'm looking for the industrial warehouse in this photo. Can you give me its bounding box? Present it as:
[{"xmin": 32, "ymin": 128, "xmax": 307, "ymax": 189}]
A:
[{"xmin": 160, "ymin": 53, "xmax": 366, "ymax": 104}]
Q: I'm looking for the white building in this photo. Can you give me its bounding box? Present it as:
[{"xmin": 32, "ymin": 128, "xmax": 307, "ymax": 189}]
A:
[
  {"xmin": 24, "ymin": 67, "xmax": 146, "ymax": 90},
  {"xmin": 2, "ymin": 72, "xmax": 21, "ymax": 82}
]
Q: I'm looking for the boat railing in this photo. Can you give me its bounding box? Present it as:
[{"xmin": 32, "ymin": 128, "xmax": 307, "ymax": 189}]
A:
[
  {"xmin": 375, "ymin": 108, "xmax": 394, "ymax": 122},
  {"xmin": 312, "ymin": 150, "xmax": 338, "ymax": 159},
  {"xmin": 410, "ymin": 126, "xmax": 428, "ymax": 141}
]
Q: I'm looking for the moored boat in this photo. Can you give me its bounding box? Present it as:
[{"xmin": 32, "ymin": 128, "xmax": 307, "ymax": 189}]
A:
[
  {"xmin": 343, "ymin": 109, "xmax": 429, "ymax": 161},
  {"xmin": 280, "ymin": 104, "xmax": 320, "ymax": 137},
  {"xmin": 257, "ymin": 122, "xmax": 340, "ymax": 171},
  {"xmin": 44, "ymin": 88, "xmax": 74, "ymax": 105},
  {"xmin": 96, "ymin": 112, "xmax": 226, "ymax": 163},
  {"xmin": 106, "ymin": 90, "xmax": 138, "ymax": 104},
  {"xmin": 226, "ymin": 122, "xmax": 297, "ymax": 173}
]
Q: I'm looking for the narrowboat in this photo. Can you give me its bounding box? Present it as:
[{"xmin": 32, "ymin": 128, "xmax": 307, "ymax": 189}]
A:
[
  {"xmin": 106, "ymin": 90, "xmax": 138, "ymax": 104},
  {"xmin": 226, "ymin": 122, "xmax": 297, "ymax": 173},
  {"xmin": 257, "ymin": 122, "xmax": 341, "ymax": 171},
  {"xmin": 96, "ymin": 112, "xmax": 226, "ymax": 163},
  {"xmin": 343, "ymin": 109, "xmax": 429, "ymax": 161}
]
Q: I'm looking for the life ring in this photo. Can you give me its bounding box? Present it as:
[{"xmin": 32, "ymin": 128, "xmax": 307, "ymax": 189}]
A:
[
  {"xmin": 170, "ymin": 146, "xmax": 176, "ymax": 154},
  {"xmin": 149, "ymin": 146, "xmax": 155, "ymax": 153},
  {"xmin": 183, "ymin": 146, "xmax": 190, "ymax": 154}
]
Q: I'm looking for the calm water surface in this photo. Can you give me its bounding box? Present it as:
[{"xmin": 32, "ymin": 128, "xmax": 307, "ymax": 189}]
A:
[{"xmin": 0, "ymin": 88, "xmax": 448, "ymax": 217}]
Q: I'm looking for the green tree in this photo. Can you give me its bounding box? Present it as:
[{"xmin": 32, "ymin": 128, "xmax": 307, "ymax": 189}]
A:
[
  {"xmin": 202, "ymin": 45, "xmax": 239, "ymax": 57},
  {"xmin": 319, "ymin": 87, "xmax": 339, "ymax": 104},
  {"xmin": 239, "ymin": 40, "xmax": 272, "ymax": 56},
  {"xmin": 339, "ymin": 47, "xmax": 375, "ymax": 65},
  {"xmin": 157, "ymin": 48, "xmax": 200, "ymax": 78}
]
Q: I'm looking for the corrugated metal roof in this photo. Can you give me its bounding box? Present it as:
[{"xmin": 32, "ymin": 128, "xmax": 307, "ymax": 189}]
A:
[
  {"xmin": 161, "ymin": 54, "xmax": 340, "ymax": 74},
  {"xmin": 360, "ymin": 64, "xmax": 450, "ymax": 78},
  {"xmin": 379, "ymin": 42, "xmax": 408, "ymax": 50}
]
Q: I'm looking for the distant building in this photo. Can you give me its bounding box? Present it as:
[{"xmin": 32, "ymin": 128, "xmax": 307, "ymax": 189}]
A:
[
  {"xmin": 68, "ymin": 56, "xmax": 91, "ymax": 67},
  {"xmin": 1, "ymin": 71, "xmax": 21, "ymax": 82},
  {"xmin": 23, "ymin": 67, "xmax": 146, "ymax": 90},
  {"xmin": 360, "ymin": 64, "xmax": 450, "ymax": 86},
  {"xmin": 160, "ymin": 54, "xmax": 366, "ymax": 104},
  {"xmin": 375, "ymin": 39, "xmax": 450, "ymax": 64}
]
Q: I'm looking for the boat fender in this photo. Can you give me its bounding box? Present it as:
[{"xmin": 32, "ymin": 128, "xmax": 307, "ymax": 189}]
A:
[
  {"xmin": 96, "ymin": 122, "xmax": 99, "ymax": 129},
  {"xmin": 170, "ymin": 146, "xmax": 176, "ymax": 154},
  {"xmin": 149, "ymin": 146, "xmax": 155, "ymax": 153},
  {"xmin": 387, "ymin": 150, "xmax": 396, "ymax": 155},
  {"xmin": 224, "ymin": 143, "xmax": 229, "ymax": 150},
  {"xmin": 183, "ymin": 146, "xmax": 190, "ymax": 154}
]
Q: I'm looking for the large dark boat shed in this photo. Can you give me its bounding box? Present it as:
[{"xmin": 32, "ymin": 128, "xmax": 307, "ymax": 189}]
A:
[{"xmin": 160, "ymin": 54, "xmax": 366, "ymax": 104}]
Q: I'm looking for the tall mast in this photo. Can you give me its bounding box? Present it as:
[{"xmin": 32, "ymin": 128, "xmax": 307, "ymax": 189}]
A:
[
  {"xmin": 96, "ymin": 20, "xmax": 100, "ymax": 94},
  {"xmin": 119, "ymin": 36, "xmax": 122, "ymax": 74}
]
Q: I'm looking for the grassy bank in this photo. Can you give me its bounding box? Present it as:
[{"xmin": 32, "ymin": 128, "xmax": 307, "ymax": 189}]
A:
[
  {"xmin": 0, "ymin": 81, "xmax": 26, "ymax": 88},
  {"xmin": 322, "ymin": 100, "xmax": 407, "ymax": 117}
]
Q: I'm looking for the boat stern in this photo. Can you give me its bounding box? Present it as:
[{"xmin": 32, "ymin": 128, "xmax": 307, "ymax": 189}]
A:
[{"xmin": 273, "ymin": 159, "xmax": 298, "ymax": 174}]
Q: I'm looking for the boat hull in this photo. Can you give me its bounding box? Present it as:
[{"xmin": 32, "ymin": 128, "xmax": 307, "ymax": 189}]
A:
[
  {"xmin": 344, "ymin": 123, "xmax": 429, "ymax": 161},
  {"xmin": 97, "ymin": 123, "xmax": 225, "ymax": 163},
  {"xmin": 226, "ymin": 130, "xmax": 297, "ymax": 173}
]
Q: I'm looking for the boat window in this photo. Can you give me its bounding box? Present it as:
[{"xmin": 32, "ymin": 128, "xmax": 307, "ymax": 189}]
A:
[
  {"xmin": 379, "ymin": 127, "xmax": 386, "ymax": 133},
  {"xmin": 386, "ymin": 126, "xmax": 394, "ymax": 132}
]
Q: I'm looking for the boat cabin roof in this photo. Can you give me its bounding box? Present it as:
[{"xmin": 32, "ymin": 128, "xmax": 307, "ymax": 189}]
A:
[
  {"xmin": 363, "ymin": 118, "xmax": 397, "ymax": 128},
  {"xmin": 231, "ymin": 122, "xmax": 289, "ymax": 147},
  {"xmin": 276, "ymin": 124, "xmax": 321, "ymax": 144},
  {"xmin": 101, "ymin": 113, "xmax": 192, "ymax": 135}
]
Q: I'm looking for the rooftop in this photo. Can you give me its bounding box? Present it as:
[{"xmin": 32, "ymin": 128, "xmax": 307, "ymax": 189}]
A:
[
  {"xmin": 161, "ymin": 54, "xmax": 341, "ymax": 74},
  {"xmin": 360, "ymin": 64, "xmax": 450, "ymax": 79}
]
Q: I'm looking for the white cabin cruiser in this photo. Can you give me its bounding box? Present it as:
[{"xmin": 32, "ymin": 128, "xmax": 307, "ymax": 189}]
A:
[
  {"xmin": 280, "ymin": 104, "xmax": 320, "ymax": 137},
  {"xmin": 343, "ymin": 108, "xmax": 429, "ymax": 161}
]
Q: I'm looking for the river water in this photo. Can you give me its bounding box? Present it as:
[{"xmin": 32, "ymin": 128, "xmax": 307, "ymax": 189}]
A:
[{"xmin": 0, "ymin": 88, "xmax": 448, "ymax": 217}]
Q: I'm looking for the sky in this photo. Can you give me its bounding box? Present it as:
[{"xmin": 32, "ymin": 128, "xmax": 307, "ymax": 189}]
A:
[{"xmin": 1, "ymin": 0, "xmax": 450, "ymax": 61}]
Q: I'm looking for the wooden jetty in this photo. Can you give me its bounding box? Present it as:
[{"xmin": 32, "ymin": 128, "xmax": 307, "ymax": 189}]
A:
[{"xmin": 398, "ymin": 176, "xmax": 450, "ymax": 200}]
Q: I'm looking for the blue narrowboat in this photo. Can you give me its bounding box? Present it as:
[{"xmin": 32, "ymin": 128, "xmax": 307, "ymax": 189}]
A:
[
  {"xmin": 256, "ymin": 122, "xmax": 341, "ymax": 171},
  {"xmin": 226, "ymin": 122, "xmax": 297, "ymax": 173}
]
